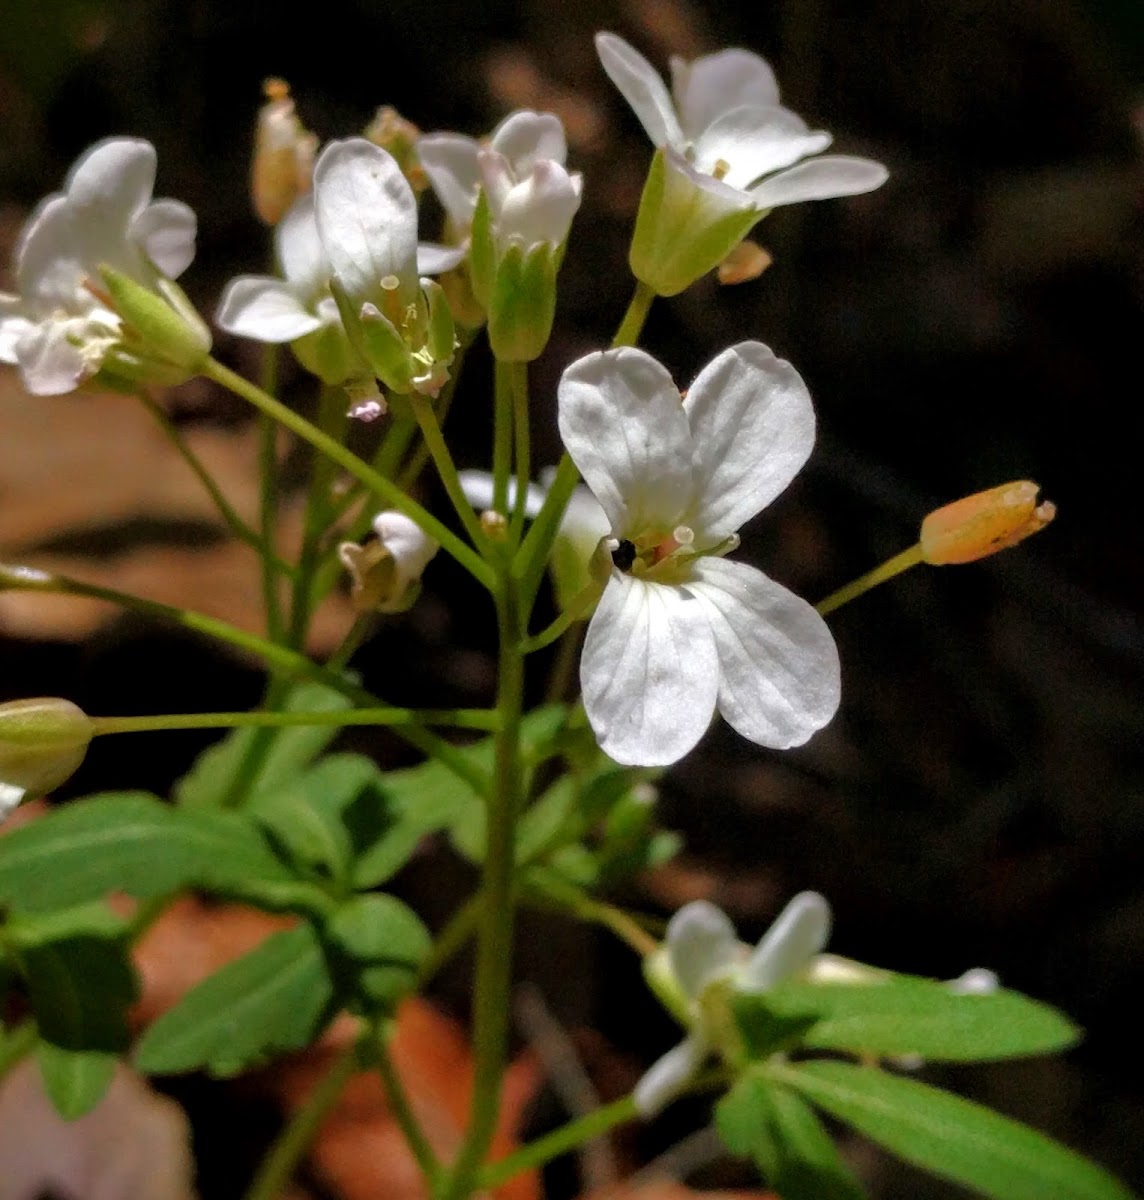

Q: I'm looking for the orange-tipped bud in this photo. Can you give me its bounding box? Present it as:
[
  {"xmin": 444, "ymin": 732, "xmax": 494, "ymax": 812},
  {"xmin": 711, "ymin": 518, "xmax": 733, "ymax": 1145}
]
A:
[
  {"xmin": 252, "ymin": 78, "xmax": 318, "ymax": 226},
  {"xmin": 920, "ymin": 481, "xmax": 1056, "ymax": 565},
  {"xmin": 717, "ymin": 239, "xmax": 772, "ymax": 285}
]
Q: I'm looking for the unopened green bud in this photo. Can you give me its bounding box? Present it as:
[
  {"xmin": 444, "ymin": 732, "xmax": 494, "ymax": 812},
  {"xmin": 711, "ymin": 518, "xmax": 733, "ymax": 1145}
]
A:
[
  {"xmin": 487, "ymin": 242, "xmax": 557, "ymax": 363},
  {"xmin": 99, "ymin": 267, "xmax": 211, "ymax": 377},
  {"xmin": 0, "ymin": 698, "xmax": 93, "ymax": 821},
  {"xmin": 630, "ymin": 150, "xmax": 759, "ymax": 297}
]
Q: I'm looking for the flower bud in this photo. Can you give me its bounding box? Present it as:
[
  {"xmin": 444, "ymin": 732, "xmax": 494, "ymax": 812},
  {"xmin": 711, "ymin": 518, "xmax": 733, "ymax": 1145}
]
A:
[
  {"xmin": 338, "ymin": 512, "xmax": 438, "ymax": 614},
  {"xmin": 252, "ymin": 78, "xmax": 318, "ymax": 226},
  {"xmin": 99, "ymin": 267, "xmax": 212, "ymax": 381},
  {"xmin": 364, "ymin": 106, "xmax": 427, "ymax": 195},
  {"xmin": 920, "ymin": 481, "xmax": 1056, "ymax": 565},
  {"xmin": 479, "ymin": 509, "xmax": 510, "ymax": 542},
  {"xmin": 717, "ymin": 239, "xmax": 772, "ymax": 285},
  {"xmin": 0, "ymin": 698, "xmax": 93, "ymax": 822},
  {"xmin": 630, "ymin": 149, "xmax": 759, "ymax": 297}
]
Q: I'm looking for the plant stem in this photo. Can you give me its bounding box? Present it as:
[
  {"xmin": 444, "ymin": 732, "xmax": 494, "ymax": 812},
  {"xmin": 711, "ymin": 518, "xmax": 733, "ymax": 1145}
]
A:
[
  {"xmin": 521, "ymin": 581, "xmax": 601, "ymax": 653},
  {"xmin": 477, "ymin": 1094, "xmax": 638, "ymax": 1189},
  {"xmin": 202, "ymin": 356, "xmax": 494, "ymax": 591},
  {"xmin": 375, "ymin": 1029, "xmax": 441, "ymax": 1182},
  {"xmin": 242, "ymin": 1041, "xmax": 359, "ymax": 1200},
  {"xmin": 89, "ymin": 707, "xmax": 501, "ymax": 735},
  {"xmin": 492, "ymin": 360, "xmax": 514, "ymax": 517},
  {"xmin": 0, "ymin": 562, "xmax": 490, "ymax": 795},
  {"xmin": 508, "ymin": 361, "xmax": 530, "ymax": 543},
  {"xmin": 416, "ymin": 893, "xmax": 482, "ymax": 989},
  {"xmin": 613, "ymin": 279, "xmax": 656, "ymax": 349},
  {"xmin": 257, "ymin": 345, "xmax": 284, "ymax": 642},
  {"xmin": 409, "ymin": 394, "xmax": 490, "ymax": 554},
  {"xmin": 439, "ymin": 573, "xmax": 525, "ymax": 1200},
  {"xmin": 815, "ymin": 543, "xmax": 925, "ymax": 616}
]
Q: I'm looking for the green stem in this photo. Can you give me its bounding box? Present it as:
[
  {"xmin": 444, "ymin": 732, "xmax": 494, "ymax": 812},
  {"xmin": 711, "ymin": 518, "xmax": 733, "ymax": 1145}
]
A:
[
  {"xmin": 521, "ymin": 581, "xmax": 601, "ymax": 654},
  {"xmin": 375, "ymin": 1029, "xmax": 441, "ymax": 1181},
  {"xmin": 136, "ymin": 390, "xmax": 291, "ymax": 579},
  {"xmin": 0, "ymin": 562, "xmax": 490, "ymax": 796},
  {"xmin": 440, "ymin": 575, "xmax": 525, "ymax": 1200},
  {"xmin": 409, "ymin": 395, "xmax": 490, "ymax": 554},
  {"xmin": 202, "ymin": 356, "xmax": 494, "ymax": 591},
  {"xmin": 325, "ymin": 613, "xmax": 375, "ymax": 675},
  {"xmin": 89, "ymin": 707, "xmax": 501, "ymax": 735},
  {"xmin": 544, "ymin": 623, "xmax": 583, "ymax": 705},
  {"xmin": 815, "ymin": 543, "xmax": 925, "ymax": 616},
  {"xmin": 478, "ymin": 1094, "xmax": 638, "ymax": 1189},
  {"xmin": 508, "ymin": 361, "xmax": 531, "ymax": 544},
  {"xmin": 257, "ymin": 345, "xmax": 284, "ymax": 642},
  {"xmin": 613, "ymin": 279, "xmax": 656, "ymax": 349},
  {"xmin": 242, "ymin": 1041, "xmax": 359, "ymax": 1200},
  {"xmin": 416, "ymin": 893, "xmax": 482, "ymax": 989},
  {"xmin": 492, "ymin": 360, "xmax": 513, "ymax": 517}
]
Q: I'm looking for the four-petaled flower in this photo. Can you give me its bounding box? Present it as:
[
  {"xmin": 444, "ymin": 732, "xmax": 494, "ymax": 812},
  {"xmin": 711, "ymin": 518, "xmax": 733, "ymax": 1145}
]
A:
[
  {"xmin": 0, "ymin": 138, "xmax": 200, "ymax": 395},
  {"xmin": 636, "ymin": 893, "xmax": 832, "ymax": 1115},
  {"xmin": 558, "ymin": 342, "xmax": 840, "ymax": 767},
  {"xmin": 595, "ymin": 32, "xmax": 888, "ymax": 295}
]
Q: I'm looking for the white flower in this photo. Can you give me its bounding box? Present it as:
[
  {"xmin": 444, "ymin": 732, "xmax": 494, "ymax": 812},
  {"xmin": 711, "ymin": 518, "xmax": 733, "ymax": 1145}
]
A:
[
  {"xmin": 557, "ymin": 342, "xmax": 840, "ymax": 767},
  {"xmin": 337, "ymin": 511, "xmax": 438, "ymax": 614},
  {"xmin": 637, "ymin": 893, "xmax": 831, "ymax": 1116},
  {"xmin": 311, "ymin": 138, "xmax": 456, "ymax": 397},
  {"xmin": 0, "ymin": 138, "xmax": 198, "ymax": 395},
  {"xmin": 216, "ymin": 194, "xmax": 356, "ymax": 384},
  {"xmin": 596, "ymin": 32, "xmax": 887, "ymax": 211},
  {"xmin": 418, "ymin": 110, "xmax": 580, "ymax": 258}
]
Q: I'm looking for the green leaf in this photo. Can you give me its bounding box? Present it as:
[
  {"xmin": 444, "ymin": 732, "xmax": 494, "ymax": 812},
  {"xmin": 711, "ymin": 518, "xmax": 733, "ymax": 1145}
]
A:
[
  {"xmin": 134, "ymin": 924, "xmax": 335, "ymax": 1077},
  {"xmin": 4, "ymin": 901, "xmax": 129, "ymax": 949},
  {"xmin": 324, "ymin": 893, "xmax": 430, "ymax": 1009},
  {"xmin": 22, "ymin": 929, "xmax": 137, "ymax": 1054},
  {"xmin": 778, "ymin": 1060, "xmax": 1136, "ymax": 1200},
  {"xmin": 174, "ymin": 681, "xmax": 351, "ymax": 808},
  {"xmin": 36, "ymin": 1039, "xmax": 117, "ymax": 1120},
  {"xmin": 731, "ymin": 992, "xmax": 819, "ymax": 1060},
  {"xmin": 758, "ymin": 980, "xmax": 1080, "ymax": 1062},
  {"xmin": 716, "ymin": 1073, "xmax": 867, "ymax": 1200},
  {"xmin": 0, "ymin": 792, "xmax": 328, "ymax": 915}
]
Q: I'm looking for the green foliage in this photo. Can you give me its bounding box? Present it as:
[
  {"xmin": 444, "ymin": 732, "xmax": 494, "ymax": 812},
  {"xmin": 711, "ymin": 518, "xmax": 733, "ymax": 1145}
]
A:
[
  {"xmin": 734, "ymin": 977, "xmax": 1080, "ymax": 1064},
  {"xmin": 36, "ymin": 1040, "xmax": 117, "ymax": 1120},
  {"xmin": 325, "ymin": 893, "xmax": 431, "ymax": 1009},
  {"xmin": 717, "ymin": 1074, "xmax": 867, "ymax": 1200},
  {"xmin": 778, "ymin": 1060, "xmax": 1136, "ymax": 1200},
  {"xmin": 134, "ymin": 925, "xmax": 336, "ymax": 1077}
]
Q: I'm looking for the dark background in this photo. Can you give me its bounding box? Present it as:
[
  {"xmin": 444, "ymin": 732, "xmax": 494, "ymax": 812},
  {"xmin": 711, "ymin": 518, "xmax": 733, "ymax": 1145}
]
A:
[{"xmin": 2, "ymin": 0, "xmax": 1142, "ymax": 1196}]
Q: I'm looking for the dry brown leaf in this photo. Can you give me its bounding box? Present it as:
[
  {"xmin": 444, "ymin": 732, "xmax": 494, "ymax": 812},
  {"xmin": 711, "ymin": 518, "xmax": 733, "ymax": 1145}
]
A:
[{"xmin": 0, "ymin": 1059, "xmax": 196, "ymax": 1200}]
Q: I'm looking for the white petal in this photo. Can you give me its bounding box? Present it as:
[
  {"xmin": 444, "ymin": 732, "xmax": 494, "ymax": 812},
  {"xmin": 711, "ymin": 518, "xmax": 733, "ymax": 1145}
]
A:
[
  {"xmin": 751, "ymin": 154, "xmax": 888, "ymax": 208},
  {"xmin": 372, "ymin": 510, "xmax": 438, "ymax": 593},
  {"xmin": 633, "ymin": 1035, "xmax": 705, "ymax": 1117},
  {"xmin": 581, "ymin": 573, "xmax": 719, "ymax": 767},
  {"xmin": 274, "ymin": 194, "xmax": 329, "ymax": 301},
  {"xmin": 1, "ymin": 781, "xmax": 26, "ymax": 823},
  {"xmin": 665, "ymin": 901, "xmax": 742, "ymax": 997},
  {"xmin": 671, "ymin": 48, "xmax": 781, "ymax": 140},
  {"xmin": 693, "ymin": 105, "xmax": 832, "ymax": 191},
  {"xmin": 687, "ymin": 557, "xmax": 840, "ymax": 749},
  {"xmin": 65, "ymin": 137, "xmax": 157, "ymax": 278},
  {"xmin": 557, "ymin": 346, "xmax": 695, "ymax": 534},
  {"xmin": 740, "ymin": 891, "xmax": 832, "ymax": 991},
  {"xmin": 130, "ymin": 198, "xmax": 196, "ymax": 277},
  {"xmin": 417, "ymin": 132, "xmax": 482, "ymax": 228},
  {"xmin": 595, "ymin": 32, "xmax": 685, "ymax": 150},
  {"xmin": 492, "ymin": 159, "xmax": 581, "ymax": 250},
  {"xmin": 215, "ymin": 276, "xmax": 322, "ymax": 342},
  {"xmin": 457, "ymin": 469, "xmax": 546, "ymax": 517},
  {"xmin": 15, "ymin": 196, "xmax": 83, "ymax": 309},
  {"xmin": 0, "ymin": 310, "xmax": 35, "ymax": 363},
  {"xmin": 417, "ymin": 242, "xmax": 467, "ymax": 275},
  {"xmin": 685, "ymin": 341, "xmax": 815, "ymax": 538},
  {"xmin": 490, "ymin": 109, "xmax": 568, "ymax": 173},
  {"xmin": 12, "ymin": 318, "xmax": 91, "ymax": 395},
  {"xmin": 313, "ymin": 138, "xmax": 418, "ymax": 309}
]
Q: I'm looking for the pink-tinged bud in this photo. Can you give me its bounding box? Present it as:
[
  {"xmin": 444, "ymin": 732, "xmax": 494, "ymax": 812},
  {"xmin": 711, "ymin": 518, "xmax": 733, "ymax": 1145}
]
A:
[
  {"xmin": 717, "ymin": 239, "xmax": 772, "ymax": 285},
  {"xmin": 920, "ymin": 481, "xmax": 1056, "ymax": 565},
  {"xmin": 252, "ymin": 78, "xmax": 318, "ymax": 226},
  {"xmin": 1, "ymin": 698, "xmax": 93, "ymax": 822}
]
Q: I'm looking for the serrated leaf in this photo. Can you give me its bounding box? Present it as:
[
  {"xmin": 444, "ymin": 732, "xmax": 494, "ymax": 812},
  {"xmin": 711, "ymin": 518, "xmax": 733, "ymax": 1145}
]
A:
[
  {"xmin": 174, "ymin": 681, "xmax": 351, "ymax": 808},
  {"xmin": 35, "ymin": 1039, "xmax": 117, "ymax": 1120},
  {"xmin": 716, "ymin": 1074, "xmax": 867, "ymax": 1200},
  {"xmin": 778, "ymin": 1060, "xmax": 1136, "ymax": 1200},
  {"xmin": 760, "ymin": 980, "xmax": 1080, "ymax": 1062},
  {"xmin": 134, "ymin": 924, "xmax": 335, "ymax": 1077},
  {"xmin": 324, "ymin": 893, "xmax": 430, "ymax": 1010},
  {"xmin": 0, "ymin": 792, "xmax": 328, "ymax": 915}
]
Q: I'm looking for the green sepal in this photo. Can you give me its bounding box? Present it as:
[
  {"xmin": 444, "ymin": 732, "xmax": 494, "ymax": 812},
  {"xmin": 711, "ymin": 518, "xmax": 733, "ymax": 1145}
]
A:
[
  {"xmin": 99, "ymin": 266, "xmax": 210, "ymax": 373},
  {"xmin": 359, "ymin": 302, "xmax": 414, "ymax": 393},
  {"xmin": 629, "ymin": 149, "xmax": 759, "ymax": 297},
  {"xmin": 487, "ymin": 241, "xmax": 557, "ymax": 363},
  {"xmin": 468, "ymin": 189, "xmax": 495, "ymax": 306},
  {"xmin": 423, "ymin": 276, "xmax": 457, "ymax": 364}
]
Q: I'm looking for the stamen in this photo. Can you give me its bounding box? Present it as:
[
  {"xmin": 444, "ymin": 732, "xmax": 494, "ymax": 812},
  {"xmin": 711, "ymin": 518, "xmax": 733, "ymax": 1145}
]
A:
[
  {"xmin": 380, "ymin": 274, "xmax": 400, "ymax": 291},
  {"xmin": 712, "ymin": 158, "xmax": 731, "ymax": 181},
  {"xmin": 672, "ymin": 525, "xmax": 695, "ymax": 546}
]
